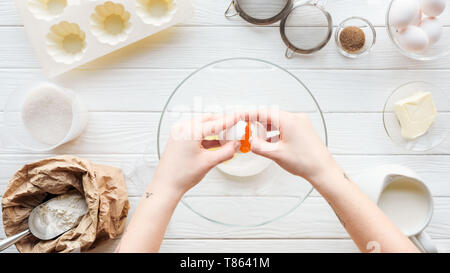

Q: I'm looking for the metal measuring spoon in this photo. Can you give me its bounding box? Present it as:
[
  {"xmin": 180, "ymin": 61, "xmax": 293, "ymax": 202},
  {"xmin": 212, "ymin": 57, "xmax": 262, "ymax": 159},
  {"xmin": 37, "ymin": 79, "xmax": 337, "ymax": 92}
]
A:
[{"xmin": 0, "ymin": 192, "xmax": 87, "ymax": 252}]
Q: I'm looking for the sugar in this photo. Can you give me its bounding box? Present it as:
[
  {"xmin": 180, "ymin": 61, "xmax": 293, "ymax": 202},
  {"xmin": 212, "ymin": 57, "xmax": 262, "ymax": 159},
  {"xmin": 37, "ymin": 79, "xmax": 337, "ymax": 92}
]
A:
[{"xmin": 22, "ymin": 84, "xmax": 73, "ymax": 145}]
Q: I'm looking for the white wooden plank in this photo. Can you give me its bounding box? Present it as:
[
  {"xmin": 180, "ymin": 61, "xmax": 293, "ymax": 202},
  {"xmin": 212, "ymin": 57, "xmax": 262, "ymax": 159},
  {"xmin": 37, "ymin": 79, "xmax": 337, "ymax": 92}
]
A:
[
  {"xmin": 1, "ymin": 112, "xmax": 450, "ymax": 155},
  {"xmin": 0, "ymin": 112, "xmax": 160, "ymax": 154},
  {"xmin": 0, "ymin": 0, "xmax": 390, "ymax": 27},
  {"xmin": 2, "ymin": 238, "xmax": 449, "ymax": 253},
  {"xmin": 1, "ymin": 154, "xmax": 450, "ymax": 198},
  {"xmin": 0, "ymin": 154, "xmax": 147, "ymax": 195},
  {"xmin": 0, "ymin": 239, "xmax": 359, "ymax": 253},
  {"xmin": 164, "ymin": 196, "xmax": 450, "ymax": 240},
  {"xmin": 1, "ymin": 0, "xmax": 450, "ymax": 27},
  {"xmin": 2, "ymin": 26, "xmax": 450, "ymax": 70},
  {"xmin": 335, "ymin": 155, "xmax": 450, "ymax": 197},
  {"xmin": 0, "ymin": 69, "xmax": 192, "ymax": 112},
  {"xmin": 99, "ymin": 238, "xmax": 450, "ymax": 253},
  {"xmin": 325, "ymin": 113, "xmax": 450, "ymax": 155},
  {"xmin": 92, "ymin": 238, "xmax": 360, "ymax": 253},
  {"xmin": 2, "ymin": 196, "xmax": 450, "ymax": 241},
  {"xmin": 1, "ymin": 69, "xmax": 450, "ymax": 113}
]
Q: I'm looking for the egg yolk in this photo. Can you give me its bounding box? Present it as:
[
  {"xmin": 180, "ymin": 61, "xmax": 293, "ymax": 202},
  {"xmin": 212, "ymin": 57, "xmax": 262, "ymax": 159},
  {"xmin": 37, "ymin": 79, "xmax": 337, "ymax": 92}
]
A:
[{"xmin": 240, "ymin": 122, "xmax": 252, "ymax": 153}]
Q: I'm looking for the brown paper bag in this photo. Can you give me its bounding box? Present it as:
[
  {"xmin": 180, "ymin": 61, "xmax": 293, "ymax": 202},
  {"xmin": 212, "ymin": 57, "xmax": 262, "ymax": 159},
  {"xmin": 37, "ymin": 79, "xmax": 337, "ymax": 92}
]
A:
[{"xmin": 1, "ymin": 156, "xmax": 129, "ymax": 253}]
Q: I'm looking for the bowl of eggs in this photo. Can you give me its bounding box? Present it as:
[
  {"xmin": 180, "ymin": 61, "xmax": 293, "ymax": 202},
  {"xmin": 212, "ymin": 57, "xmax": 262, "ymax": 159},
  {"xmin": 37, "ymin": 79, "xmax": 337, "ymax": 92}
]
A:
[{"xmin": 386, "ymin": 0, "xmax": 449, "ymax": 60}]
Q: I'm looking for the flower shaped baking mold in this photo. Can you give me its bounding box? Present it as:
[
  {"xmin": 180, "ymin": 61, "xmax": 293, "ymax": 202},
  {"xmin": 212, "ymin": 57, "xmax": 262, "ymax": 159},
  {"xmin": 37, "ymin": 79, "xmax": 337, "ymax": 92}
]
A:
[
  {"xmin": 46, "ymin": 21, "xmax": 87, "ymax": 64},
  {"xmin": 136, "ymin": 0, "xmax": 177, "ymax": 26},
  {"xmin": 27, "ymin": 0, "xmax": 70, "ymax": 21},
  {"xmin": 90, "ymin": 1, "xmax": 132, "ymax": 46}
]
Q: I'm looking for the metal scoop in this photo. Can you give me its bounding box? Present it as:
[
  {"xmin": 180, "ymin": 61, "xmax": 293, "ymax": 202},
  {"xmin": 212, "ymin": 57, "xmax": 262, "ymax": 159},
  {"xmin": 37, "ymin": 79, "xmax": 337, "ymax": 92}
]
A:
[{"xmin": 0, "ymin": 192, "xmax": 87, "ymax": 252}]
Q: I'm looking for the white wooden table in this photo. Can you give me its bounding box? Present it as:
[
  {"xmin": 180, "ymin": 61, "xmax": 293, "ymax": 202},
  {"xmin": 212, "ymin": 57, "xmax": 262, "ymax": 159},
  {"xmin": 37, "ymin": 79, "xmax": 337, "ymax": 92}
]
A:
[{"xmin": 1, "ymin": 0, "xmax": 450, "ymax": 253}]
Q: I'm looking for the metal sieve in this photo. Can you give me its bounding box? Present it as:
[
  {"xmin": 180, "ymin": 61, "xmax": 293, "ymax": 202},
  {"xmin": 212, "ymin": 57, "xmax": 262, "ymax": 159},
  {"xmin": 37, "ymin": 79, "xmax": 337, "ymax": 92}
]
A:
[
  {"xmin": 281, "ymin": 1, "xmax": 333, "ymax": 57},
  {"xmin": 225, "ymin": 0, "xmax": 293, "ymax": 25},
  {"xmin": 225, "ymin": 0, "xmax": 333, "ymax": 57}
]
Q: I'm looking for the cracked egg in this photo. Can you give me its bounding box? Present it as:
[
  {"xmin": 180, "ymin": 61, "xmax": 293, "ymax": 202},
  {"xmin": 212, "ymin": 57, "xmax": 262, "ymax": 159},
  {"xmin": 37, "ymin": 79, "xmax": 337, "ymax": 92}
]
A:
[
  {"xmin": 27, "ymin": 0, "xmax": 69, "ymax": 21},
  {"xmin": 46, "ymin": 21, "xmax": 87, "ymax": 64},
  {"xmin": 213, "ymin": 121, "xmax": 272, "ymax": 177},
  {"xmin": 90, "ymin": 1, "xmax": 132, "ymax": 45},
  {"xmin": 136, "ymin": 0, "xmax": 177, "ymax": 26}
]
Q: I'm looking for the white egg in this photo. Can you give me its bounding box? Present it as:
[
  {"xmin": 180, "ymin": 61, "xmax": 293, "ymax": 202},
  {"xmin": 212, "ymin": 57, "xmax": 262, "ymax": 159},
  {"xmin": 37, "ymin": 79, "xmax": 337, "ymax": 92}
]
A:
[
  {"xmin": 219, "ymin": 120, "xmax": 266, "ymax": 148},
  {"xmin": 420, "ymin": 0, "xmax": 446, "ymax": 16},
  {"xmin": 390, "ymin": 0, "xmax": 421, "ymax": 29},
  {"xmin": 217, "ymin": 120, "xmax": 271, "ymax": 177},
  {"xmin": 420, "ymin": 17, "xmax": 443, "ymax": 44},
  {"xmin": 397, "ymin": 25, "xmax": 429, "ymax": 52},
  {"xmin": 411, "ymin": 8, "xmax": 423, "ymax": 25}
]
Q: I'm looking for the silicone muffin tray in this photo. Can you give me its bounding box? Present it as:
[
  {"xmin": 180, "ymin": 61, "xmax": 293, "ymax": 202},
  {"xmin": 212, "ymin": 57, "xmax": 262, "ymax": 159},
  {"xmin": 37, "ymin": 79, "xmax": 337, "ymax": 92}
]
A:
[{"xmin": 15, "ymin": 0, "xmax": 193, "ymax": 77}]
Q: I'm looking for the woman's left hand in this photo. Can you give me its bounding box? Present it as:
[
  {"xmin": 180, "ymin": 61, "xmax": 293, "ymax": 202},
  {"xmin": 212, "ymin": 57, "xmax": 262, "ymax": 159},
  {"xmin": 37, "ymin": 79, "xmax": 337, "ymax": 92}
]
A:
[{"xmin": 152, "ymin": 114, "xmax": 239, "ymax": 196}]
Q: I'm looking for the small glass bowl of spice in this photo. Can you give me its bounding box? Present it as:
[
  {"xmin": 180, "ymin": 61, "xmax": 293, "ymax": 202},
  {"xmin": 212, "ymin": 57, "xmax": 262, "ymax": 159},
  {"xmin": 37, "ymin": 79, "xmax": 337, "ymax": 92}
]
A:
[{"xmin": 335, "ymin": 17, "xmax": 376, "ymax": 58}]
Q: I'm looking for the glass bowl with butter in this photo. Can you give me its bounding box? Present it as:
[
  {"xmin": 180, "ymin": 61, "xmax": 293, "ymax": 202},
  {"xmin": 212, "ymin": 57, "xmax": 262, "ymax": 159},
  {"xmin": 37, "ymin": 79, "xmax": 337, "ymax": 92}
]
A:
[{"xmin": 383, "ymin": 81, "xmax": 449, "ymax": 151}]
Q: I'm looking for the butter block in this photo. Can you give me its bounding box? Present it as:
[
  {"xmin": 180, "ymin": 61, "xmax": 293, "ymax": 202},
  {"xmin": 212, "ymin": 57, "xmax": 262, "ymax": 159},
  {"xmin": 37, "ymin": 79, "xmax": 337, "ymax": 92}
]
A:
[{"xmin": 394, "ymin": 92, "xmax": 437, "ymax": 140}]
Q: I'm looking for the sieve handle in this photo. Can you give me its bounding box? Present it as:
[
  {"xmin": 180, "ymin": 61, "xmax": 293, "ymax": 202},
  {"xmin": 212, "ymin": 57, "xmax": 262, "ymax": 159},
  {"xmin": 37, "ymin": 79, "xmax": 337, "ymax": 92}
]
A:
[
  {"xmin": 0, "ymin": 229, "xmax": 30, "ymax": 252},
  {"xmin": 285, "ymin": 48, "xmax": 295, "ymax": 59},
  {"xmin": 311, "ymin": 0, "xmax": 328, "ymax": 8},
  {"xmin": 225, "ymin": 1, "xmax": 238, "ymax": 18}
]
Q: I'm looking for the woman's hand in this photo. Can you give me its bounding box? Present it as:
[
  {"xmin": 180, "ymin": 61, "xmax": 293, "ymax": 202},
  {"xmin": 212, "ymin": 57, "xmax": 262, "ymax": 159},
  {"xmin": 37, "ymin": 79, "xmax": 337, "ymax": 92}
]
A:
[
  {"xmin": 117, "ymin": 114, "xmax": 239, "ymax": 253},
  {"xmin": 120, "ymin": 110, "xmax": 419, "ymax": 253},
  {"xmin": 247, "ymin": 110, "xmax": 419, "ymax": 252},
  {"xmin": 248, "ymin": 110, "xmax": 342, "ymax": 186},
  {"xmin": 153, "ymin": 114, "xmax": 240, "ymax": 196}
]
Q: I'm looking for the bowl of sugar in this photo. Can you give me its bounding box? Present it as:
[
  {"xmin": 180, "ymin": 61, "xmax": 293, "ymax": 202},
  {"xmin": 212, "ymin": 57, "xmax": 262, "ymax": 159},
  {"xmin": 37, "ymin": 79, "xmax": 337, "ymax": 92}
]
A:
[{"xmin": 3, "ymin": 82, "xmax": 88, "ymax": 151}]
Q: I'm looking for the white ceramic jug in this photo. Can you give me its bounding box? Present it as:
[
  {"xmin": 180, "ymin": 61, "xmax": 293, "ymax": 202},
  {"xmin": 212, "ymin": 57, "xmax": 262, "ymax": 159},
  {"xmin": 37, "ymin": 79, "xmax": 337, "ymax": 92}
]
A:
[{"xmin": 354, "ymin": 165, "xmax": 437, "ymax": 253}]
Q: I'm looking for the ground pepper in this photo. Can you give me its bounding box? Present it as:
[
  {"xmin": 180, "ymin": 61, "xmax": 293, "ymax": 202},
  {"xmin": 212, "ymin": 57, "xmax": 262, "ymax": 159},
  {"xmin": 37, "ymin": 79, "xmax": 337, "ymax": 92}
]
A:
[{"xmin": 339, "ymin": 26, "xmax": 365, "ymax": 53}]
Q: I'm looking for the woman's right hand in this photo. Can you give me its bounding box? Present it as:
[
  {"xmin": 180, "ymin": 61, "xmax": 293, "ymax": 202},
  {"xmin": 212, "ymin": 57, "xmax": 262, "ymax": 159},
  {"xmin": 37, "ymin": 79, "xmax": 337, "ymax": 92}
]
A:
[
  {"xmin": 248, "ymin": 110, "xmax": 420, "ymax": 253},
  {"xmin": 248, "ymin": 110, "xmax": 342, "ymax": 186}
]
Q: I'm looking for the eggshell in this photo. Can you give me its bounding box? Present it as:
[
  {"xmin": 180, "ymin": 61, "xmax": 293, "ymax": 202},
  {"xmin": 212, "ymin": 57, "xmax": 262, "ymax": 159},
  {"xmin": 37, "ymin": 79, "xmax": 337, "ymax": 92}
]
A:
[
  {"xmin": 420, "ymin": 0, "xmax": 446, "ymax": 16},
  {"xmin": 390, "ymin": 0, "xmax": 421, "ymax": 29},
  {"xmin": 420, "ymin": 17, "xmax": 443, "ymax": 44},
  {"xmin": 397, "ymin": 25, "xmax": 429, "ymax": 52},
  {"xmin": 219, "ymin": 120, "xmax": 245, "ymax": 141},
  {"xmin": 219, "ymin": 120, "xmax": 266, "ymax": 149},
  {"xmin": 216, "ymin": 120, "xmax": 271, "ymax": 177}
]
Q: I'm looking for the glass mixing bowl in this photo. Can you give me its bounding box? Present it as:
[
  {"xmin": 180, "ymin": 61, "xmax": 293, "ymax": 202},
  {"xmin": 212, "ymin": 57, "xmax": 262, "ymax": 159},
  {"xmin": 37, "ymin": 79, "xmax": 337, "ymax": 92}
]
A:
[
  {"xmin": 156, "ymin": 58, "xmax": 327, "ymax": 227},
  {"xmin": 386, "ymin": 0, "xmax": 450, "ymax": 61}
]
